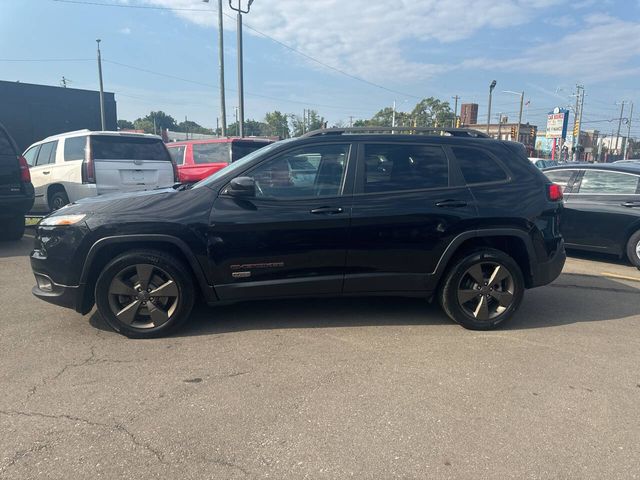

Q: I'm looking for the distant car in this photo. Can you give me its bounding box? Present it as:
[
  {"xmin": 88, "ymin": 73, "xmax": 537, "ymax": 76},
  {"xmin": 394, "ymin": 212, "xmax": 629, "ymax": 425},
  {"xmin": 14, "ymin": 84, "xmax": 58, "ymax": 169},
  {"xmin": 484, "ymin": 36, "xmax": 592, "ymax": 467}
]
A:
[
  {"xmin": 0, "ymin": 123, "xmax": 34, "ymax": 240},
  {"xmin": 23, "ymin": 130, "xmax": 177, "ymax": 212},
  {"xmin": 544, "ymin": 163, "xmax": 640, "ymax": 267},
  {"xmin": 167, "ymin": 138, "xmax": 274, "ymax": 183},
  {"xmin": 529, "ymin": 157, "xmax": 558, "ymax": 169}
]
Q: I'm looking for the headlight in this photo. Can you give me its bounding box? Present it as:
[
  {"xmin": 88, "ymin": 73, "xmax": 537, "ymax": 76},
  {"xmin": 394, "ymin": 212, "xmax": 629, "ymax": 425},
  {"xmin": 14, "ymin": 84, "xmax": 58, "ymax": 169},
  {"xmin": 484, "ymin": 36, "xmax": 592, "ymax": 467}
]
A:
[{"xmin": 40, "ymin": 214, "xmax": 86, "ymax": 226}]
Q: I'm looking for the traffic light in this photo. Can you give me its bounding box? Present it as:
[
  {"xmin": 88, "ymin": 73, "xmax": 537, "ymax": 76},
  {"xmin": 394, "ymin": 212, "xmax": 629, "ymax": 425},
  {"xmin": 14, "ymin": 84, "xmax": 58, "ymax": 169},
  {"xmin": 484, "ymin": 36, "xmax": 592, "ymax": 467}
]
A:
[
  {"xmin": 455, "ymin": 117, "xmax": 461, "ymax": 128},
  {"xmin": 510, "ymin": 126, "xmax": 516, "ymax": 138}
]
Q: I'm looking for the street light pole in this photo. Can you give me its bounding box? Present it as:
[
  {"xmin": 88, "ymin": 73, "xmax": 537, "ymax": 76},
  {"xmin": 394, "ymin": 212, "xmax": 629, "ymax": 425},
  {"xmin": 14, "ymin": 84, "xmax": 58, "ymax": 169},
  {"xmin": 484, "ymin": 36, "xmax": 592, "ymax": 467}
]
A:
[
  {"xmin": 96, "ymin": 39, "xmax": 106, "ymax": 131},
  {"xmin": 487, "ymin": 80, "xmax": 497, "ymax": 136},
  {"xmin": 229, "ymin": 0, "xmax": 254, "ymax": 138},
  {"xmin": 451, "ymin": 95, "xmax": 460, "ymax": 128}
]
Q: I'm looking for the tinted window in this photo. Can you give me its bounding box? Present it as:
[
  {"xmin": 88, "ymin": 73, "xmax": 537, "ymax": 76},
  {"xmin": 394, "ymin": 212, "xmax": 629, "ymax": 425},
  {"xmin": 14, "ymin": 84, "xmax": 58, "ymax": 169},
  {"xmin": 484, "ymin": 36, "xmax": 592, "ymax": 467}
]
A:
[
  {"xmin": 192, "ymin": 143, "xmax": 229, "ymax": 165},
  {"xmin": 0, "ymin": 129, "xmax": 15, "ymax": 156},
  {"xmin": 248, "ymin": 144, "xmax": 349, "ymax": 199},
  {"xmin": 578, "ymin": 170, "xmax": 640, "ymax": 194},
  {"xmin": 35, "ymin": 141, "xmax": 57, "ymax": 166},
  {"xmin": 362, "ymin": 144, "xmax": 448, "ymax": 193},
  {"xmin": 231, "ymin": 141, "xmax": 271, "ymax": 162},
  {"xmin": 23, "ymin": 146, "xmax": 39, "ymax": 166},
  {"xmin": 544, "ymin": 170, "xmax": 576, "ymax": 192},
  {"xmin": 452, "ymin": 147, "xmax": 508, "ymax": 184},
  {"xmin": 64, "ymin": 136, "xmax": 86, "ymax": 162},
  {"xmin": 91, "ymin": 136, "xmax": 170, "ymax": 161},
  {"xmin": 168, "ymin": 145, "xmax": 186, "ymax": 165}
]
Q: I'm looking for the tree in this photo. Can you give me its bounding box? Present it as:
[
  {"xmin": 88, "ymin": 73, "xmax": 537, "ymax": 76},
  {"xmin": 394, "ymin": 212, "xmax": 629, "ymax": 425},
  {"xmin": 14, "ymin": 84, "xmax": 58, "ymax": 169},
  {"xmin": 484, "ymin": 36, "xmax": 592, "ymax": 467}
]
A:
[
  {"xmin": 133, "ymin": 111, "xmax": 178, "ymax": 134},
  {"xmin": 225, "ymin": 119, "xmax": 270, "ymax": 137},
  {"xmin": 117, "ymin": 119, "xmax": 134, "ymax": 130},
  {"xmin": 177, "ymin": 120, "xmax": 214, "ymax": 135},
  {"xmin": 411, "ymin": 97, "xmax": 453, "ymax": 127},
  {"xmin": 264, "ymin": 111, "xmax": 290, "ymax": 138},
  {"xmin": 290, "ymin": 109, "xmax": 326, "ymax": 137}
]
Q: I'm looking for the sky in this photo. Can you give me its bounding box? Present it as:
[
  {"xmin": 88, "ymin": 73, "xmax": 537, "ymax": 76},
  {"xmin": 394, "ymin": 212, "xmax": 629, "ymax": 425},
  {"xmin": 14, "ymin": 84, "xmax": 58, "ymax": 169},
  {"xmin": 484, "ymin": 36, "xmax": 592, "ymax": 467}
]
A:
[{"xmin": 1, "ymin": 0, "xmax": 639, "ymax": 137}]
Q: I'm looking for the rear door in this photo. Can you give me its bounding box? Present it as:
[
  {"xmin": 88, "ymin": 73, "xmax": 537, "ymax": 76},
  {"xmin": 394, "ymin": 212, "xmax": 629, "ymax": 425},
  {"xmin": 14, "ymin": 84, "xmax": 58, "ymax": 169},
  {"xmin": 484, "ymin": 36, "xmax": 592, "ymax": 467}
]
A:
[
  {"xmin": 187, "ymin": 142, "xmax": 230, "ymax": 181},
  {"xmin": 561, "ymin": 169, "xmax": 640, "ymax": 254},
  {"xmin": 0, "ymin": 126, "xmax": 21, "ymax": 196},
  {"xmin": 90, "ymin": 135, "xmax": 174, "ymax": 195},
  {"xmin": 344, "ymin": 141, "xmax": 477, "ymax": 293}
]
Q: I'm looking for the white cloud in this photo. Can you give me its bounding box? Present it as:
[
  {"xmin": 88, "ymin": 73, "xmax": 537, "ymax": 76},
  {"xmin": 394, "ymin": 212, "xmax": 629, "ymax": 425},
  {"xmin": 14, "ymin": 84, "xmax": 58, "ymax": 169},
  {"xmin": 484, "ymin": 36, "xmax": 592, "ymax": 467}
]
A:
[
  {"xmin": 144, "ymin": 0, "xmax": 564, "ymax": 81},
  {"xmin": 119, "ymin": 27, "xmax": 132, "ymax": 35},
  {"xmin": 464, "ymin": 15, "xmax": 640, "ymax": 83}
]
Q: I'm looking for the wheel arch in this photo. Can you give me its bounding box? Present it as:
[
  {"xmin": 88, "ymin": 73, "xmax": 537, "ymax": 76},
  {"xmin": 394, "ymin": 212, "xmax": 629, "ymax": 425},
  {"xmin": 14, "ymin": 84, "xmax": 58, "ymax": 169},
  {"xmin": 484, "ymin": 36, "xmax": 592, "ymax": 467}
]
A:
[
  {"xmin": 432, "ymin": 229, "xmax": 536, "ymax": 289},
  {"xmin": 46, "ymin": 183, "xmax": 67, "ymax": 207},
  {"xmin": 76, "ymin": 235, "xmax": 217, "ymax": 314}
]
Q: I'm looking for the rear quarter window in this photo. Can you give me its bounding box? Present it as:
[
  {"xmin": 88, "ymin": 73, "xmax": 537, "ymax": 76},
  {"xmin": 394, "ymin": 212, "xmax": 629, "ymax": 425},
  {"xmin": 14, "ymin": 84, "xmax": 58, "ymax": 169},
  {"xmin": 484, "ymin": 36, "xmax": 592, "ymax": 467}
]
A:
[
  {"xmin": 0, "ymin": 129, "xmax": 16, "ymax": 157},
  {"xmin": 452, "ymin": 146, "xmax": 508, "ymax": 184},
  {"xmin": 64, "ymin": 136, "xmax": 87, "ymax": 162},
  {"xmin": 91, "ymin": 136, "xmax": 170, "ymax": 161},
  {"xmin": 193, "ymin": 143, "xmax": 229, "ymax": 165}
]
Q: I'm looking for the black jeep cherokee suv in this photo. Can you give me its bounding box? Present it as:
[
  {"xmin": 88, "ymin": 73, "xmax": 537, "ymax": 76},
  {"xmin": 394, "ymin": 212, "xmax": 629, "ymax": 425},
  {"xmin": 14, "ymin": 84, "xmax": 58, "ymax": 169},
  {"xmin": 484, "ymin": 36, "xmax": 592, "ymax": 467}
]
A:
[{"xmin": 31, "ymin": 127, "xmax": 565, "ymax": 338}]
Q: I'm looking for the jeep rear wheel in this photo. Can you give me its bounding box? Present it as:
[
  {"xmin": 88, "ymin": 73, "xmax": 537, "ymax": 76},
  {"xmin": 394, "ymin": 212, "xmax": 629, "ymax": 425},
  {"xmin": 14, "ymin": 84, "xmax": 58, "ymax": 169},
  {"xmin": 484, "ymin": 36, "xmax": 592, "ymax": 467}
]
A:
[
  {"xmin": 439, "ymin": 248, "xmax": 524, "ymax": 330},
  {"xmin": 95, "ymin": 250, "xmax": 195, "ymax": 338}
]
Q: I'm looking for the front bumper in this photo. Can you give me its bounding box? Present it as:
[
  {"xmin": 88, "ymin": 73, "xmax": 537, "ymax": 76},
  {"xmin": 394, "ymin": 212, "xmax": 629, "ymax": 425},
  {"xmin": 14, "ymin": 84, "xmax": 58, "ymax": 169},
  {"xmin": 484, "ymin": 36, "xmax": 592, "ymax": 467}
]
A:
[
  {"xmin": 530, "ymin": 240, "xmax": 566, "ymax": 288},
  {"xmin": 31, "ymin": 273, "xmax": 92, "ymax": 314}
]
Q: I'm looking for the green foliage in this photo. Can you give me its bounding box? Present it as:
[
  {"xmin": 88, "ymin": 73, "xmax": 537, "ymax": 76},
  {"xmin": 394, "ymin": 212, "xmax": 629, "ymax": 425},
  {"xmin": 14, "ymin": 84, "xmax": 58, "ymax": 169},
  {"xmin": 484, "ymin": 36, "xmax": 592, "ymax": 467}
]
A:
[
  {"xmin": 264, "ymin": 111, "xmax": 290, "ymax": 138},
  {"xmin": 133, "ymin": 111, "xmax": 178, "ymax": 134},
  {"xmin": 290, "ymin": 110, "xmax": 326, "ymax": 137},
  {"xmin": 117, "ymin": 119, "xmax": 134, "ymax": 130}
]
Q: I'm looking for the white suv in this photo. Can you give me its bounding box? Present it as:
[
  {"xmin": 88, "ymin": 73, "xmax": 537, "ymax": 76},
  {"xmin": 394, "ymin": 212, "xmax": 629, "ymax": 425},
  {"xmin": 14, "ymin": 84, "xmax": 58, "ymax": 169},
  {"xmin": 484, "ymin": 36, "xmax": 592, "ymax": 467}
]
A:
[{"xmin": 23, "ymin": 130, "xmax": 177, "ymax": 212}]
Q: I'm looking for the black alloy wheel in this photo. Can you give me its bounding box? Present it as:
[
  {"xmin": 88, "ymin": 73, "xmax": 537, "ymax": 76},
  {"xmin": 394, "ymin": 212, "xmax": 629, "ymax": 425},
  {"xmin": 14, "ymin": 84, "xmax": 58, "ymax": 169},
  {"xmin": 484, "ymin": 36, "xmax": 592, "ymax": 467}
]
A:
[
  {"xmin": 49, "ymin": 190, "xmax": 69, "ymax": 211},
  {"xmin": 95, "ymin": 250, "xmax": 195, "ymax": 338},
  {"xmin": 439, "ymin": 249, "xmax": 524, "ymax": 330}
]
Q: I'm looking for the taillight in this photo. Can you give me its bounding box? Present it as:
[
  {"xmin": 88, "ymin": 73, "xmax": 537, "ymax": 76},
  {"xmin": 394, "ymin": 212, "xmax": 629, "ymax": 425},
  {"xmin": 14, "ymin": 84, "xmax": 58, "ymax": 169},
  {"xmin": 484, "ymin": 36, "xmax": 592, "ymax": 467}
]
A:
[
  {"xmin": 18, "ymin": 156, "xmax": 31, "ymax": 183},
  {"xmin": 82, "ymin": 138, "xmax": 96, "ymax": 184},
  {"xmin": 548, "ymin": 183, "xmax": 563, "ymax": 201}
]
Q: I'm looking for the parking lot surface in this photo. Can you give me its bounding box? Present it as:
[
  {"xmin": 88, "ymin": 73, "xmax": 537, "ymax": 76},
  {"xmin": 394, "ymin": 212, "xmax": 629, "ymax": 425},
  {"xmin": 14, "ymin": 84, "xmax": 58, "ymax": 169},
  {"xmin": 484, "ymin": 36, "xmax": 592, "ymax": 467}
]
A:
[{"xmin": 1, "ymin": 232, "xmax": 639, "ymax": 479}]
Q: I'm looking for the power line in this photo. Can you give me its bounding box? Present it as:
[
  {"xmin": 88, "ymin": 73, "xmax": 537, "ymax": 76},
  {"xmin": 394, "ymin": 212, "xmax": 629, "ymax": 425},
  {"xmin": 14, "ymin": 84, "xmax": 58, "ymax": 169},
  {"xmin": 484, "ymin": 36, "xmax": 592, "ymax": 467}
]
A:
[
  {"xmin": 0, "ymin": 58, "xmax": 92, "ymax": 62},
  {"xmin": 51, "ymin": 0, "xmax": 420, "ymax": 100}
]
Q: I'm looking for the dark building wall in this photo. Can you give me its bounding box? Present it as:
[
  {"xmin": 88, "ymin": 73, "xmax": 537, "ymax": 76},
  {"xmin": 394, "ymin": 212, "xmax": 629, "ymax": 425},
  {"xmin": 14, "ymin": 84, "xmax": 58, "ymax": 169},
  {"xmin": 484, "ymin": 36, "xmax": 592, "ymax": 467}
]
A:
[
  {"xmin": 0, "ymin": 80, "xmax": 117, "ymax": 152},
  {"xmin": 460, "ymin": 103, "xmax": 478, "ymax": 126}
]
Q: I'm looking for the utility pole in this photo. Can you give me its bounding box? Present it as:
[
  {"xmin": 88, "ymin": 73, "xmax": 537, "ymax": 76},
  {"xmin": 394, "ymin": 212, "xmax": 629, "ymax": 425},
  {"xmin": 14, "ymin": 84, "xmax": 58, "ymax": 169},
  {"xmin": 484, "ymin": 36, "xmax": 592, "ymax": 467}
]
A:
[
  {"xmin": 615, "ymin": 101, "xmax": 625, "ymax": 155},
  {"xmin": 577, "ymin": 87, "xmax": 585, "ymax": 158},
  {"xmin": 349, "ymin": 116, "xmax": 353, "ymax": 127},
  {"xmin": 503, "ymin": 90, "xmax": 524, "ymax": 141},
  {"xmin": 228, "ymin": 0, "xmax": 254, "ymax": 138},
  {"xmin": 96, "ymin": 39, "xmax": 106, "ymax": 131},
  {"xmin": 487, "ymin": 80, "xmax": 497, "ymax": 135},
  {"xmin": 624, "ymin": 102, "xmax": 634, "ymax": 159},
  {"xmin": 302, "ymin": 109, "xmax": 306, "ymax": 134},
  {"xmin": 392, "ymin": 100, "xmax": 396, "ymax": 133},
  {"xmin": 451, "ymin": 95, "xmax": 460, "ymax": 127},
  {"xmin": 217, "ymin": 0, "xmax": 227, "ymax": 137},
  {"xmin": 497, "ymin": 113, "xmax": 503, "ymax": 138}
]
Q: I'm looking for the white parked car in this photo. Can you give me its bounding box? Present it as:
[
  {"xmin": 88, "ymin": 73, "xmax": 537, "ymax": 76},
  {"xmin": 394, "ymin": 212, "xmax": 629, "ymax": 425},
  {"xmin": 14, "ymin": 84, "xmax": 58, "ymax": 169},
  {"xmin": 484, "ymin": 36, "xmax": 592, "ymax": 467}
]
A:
[{"xmin": 23, "ymin": 130, "xmax": 177, "ymax": 212}]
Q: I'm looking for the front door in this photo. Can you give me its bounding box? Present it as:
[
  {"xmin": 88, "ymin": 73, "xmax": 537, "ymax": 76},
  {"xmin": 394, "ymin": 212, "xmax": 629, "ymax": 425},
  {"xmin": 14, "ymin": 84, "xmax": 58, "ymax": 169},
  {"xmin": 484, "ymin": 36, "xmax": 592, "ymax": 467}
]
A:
[
  {"xmin": 208, "ymin": 142, "xmax": 354, "ymax": 300},
  {"xmin": 345, "ymin": 141, "xmax": 478, "ymax": 293},
  {"xmin": 27, "ymin": 141, "xmax": 57, "ymax": 211}
]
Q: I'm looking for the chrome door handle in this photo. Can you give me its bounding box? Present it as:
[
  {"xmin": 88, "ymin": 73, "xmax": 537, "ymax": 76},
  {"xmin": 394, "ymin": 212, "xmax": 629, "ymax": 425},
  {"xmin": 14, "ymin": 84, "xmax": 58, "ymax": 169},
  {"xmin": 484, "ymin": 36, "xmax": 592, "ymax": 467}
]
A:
[
  {"xmin": 435, "ymin": 199, "xmax": 467, "ymax": 208},
  {"xmin": 310, "ymin": 206, "xmax": 344, "ymax": 215}
]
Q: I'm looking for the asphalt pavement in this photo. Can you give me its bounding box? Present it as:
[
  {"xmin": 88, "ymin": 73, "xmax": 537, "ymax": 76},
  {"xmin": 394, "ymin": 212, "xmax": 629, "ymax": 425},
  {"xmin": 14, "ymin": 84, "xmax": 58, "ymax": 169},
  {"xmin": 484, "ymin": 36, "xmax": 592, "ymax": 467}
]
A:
[{"xmin": 1, "ymin": 231, "xmax": 639, "ymax": 479}]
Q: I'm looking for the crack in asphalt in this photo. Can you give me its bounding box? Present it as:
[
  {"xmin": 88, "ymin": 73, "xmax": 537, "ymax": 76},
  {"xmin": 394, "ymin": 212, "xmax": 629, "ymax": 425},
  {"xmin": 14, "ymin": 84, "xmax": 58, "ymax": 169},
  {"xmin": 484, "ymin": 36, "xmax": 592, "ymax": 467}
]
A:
[
  {"xmin": 0, "ymin": 442, "xmax": 49, "ymax": 476},
  {"xmin": 0, "ymin": 410, "xmax": 166, "ymax": 469},
  {"xmin": 26, "ymin": 345, "xmax": 135, "ymax": 400},
  {"xmin": 551, "ymin": 283, "xmax": 639, "ymax": 294}
]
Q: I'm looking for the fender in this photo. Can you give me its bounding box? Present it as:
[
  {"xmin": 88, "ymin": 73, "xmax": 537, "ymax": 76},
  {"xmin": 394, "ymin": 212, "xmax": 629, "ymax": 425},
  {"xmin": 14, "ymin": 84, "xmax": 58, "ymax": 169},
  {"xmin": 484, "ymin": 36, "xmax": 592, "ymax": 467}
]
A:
[
  {"xmin": 429, "ymin": 228, "xmax": 536, "ymax": 284},
  {"xmin": 78, "ymin": 234, "xmax": 218, "ymax": 308}
]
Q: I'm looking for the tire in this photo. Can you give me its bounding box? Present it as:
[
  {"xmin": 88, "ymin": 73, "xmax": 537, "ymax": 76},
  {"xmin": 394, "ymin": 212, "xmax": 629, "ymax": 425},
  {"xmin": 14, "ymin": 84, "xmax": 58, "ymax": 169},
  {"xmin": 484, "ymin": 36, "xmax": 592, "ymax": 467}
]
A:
[
  {"xmin": 95, "ymin": 250, "xmax": 195, "ymax": 339},
  {"xmin": 0, "ymin": 215, "xmax": 25, "ymax": 241},
  {"xmin": 49, "ymin": 190, "xmax": 69, "ymax": 211},
  {"xmin": 626, "ymin": 230, "xmax": 640, "ymax": 268},
  {"xmin": 439, "ymin": 248, "xmax": 525, "ymax": 330}
]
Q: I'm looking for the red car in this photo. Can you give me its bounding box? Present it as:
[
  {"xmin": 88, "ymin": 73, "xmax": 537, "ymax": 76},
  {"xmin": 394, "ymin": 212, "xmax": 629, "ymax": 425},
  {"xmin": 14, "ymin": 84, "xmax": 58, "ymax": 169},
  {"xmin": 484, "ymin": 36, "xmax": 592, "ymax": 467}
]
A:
[{"xmin": 166, "ymin": 138, "xmax": 274, "ymax": 183}]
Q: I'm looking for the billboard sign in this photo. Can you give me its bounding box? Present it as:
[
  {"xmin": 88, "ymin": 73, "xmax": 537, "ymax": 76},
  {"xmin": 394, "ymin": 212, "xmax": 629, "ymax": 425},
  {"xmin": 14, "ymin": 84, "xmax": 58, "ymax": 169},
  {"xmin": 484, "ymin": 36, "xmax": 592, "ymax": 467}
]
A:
[{"xmin": 546, "ymin": 107, "xmax": 569, "ymax": 139}]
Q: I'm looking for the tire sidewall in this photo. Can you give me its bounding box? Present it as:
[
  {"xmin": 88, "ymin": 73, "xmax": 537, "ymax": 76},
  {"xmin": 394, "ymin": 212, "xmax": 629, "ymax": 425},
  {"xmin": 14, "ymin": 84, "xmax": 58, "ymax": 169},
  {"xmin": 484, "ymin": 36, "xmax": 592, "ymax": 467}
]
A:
[
  {"xmin": 49, "ymin": 191, "xmax": 69, "ymax": 211},
  {"xmin": 442, "ymin": 249, "xmax": 525, "ymax": 330},
  {"xmin": 95, "ymin": 251, "xmax": 194, "ymax": 338},
  {"xmin": 627, "ymin": 231, "xmax": 640, "ymax": 268}
]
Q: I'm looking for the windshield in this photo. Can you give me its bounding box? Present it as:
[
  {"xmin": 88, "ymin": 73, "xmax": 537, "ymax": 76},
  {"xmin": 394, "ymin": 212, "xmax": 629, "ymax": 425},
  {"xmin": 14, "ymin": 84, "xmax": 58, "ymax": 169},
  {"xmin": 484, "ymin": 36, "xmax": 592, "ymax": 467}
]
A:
[{"xmin": 191, "ymin": 140, "xmax": 290, "ymax": 189}]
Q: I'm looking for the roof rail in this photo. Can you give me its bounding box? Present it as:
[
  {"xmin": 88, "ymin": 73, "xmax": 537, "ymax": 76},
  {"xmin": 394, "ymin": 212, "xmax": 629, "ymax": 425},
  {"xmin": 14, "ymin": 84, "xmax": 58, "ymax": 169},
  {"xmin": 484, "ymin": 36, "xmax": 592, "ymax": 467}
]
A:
[{"xmin": 301, "ymin": 126, "xmax": 490, "ymax": 138}]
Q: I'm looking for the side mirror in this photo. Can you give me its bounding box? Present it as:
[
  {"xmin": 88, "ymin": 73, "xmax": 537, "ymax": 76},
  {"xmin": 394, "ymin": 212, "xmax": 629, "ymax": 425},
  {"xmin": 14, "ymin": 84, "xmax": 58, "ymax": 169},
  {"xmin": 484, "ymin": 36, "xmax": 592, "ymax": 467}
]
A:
[{"xmin": 227, "ymin": 176, "xmax": 255, "ymax": 197}]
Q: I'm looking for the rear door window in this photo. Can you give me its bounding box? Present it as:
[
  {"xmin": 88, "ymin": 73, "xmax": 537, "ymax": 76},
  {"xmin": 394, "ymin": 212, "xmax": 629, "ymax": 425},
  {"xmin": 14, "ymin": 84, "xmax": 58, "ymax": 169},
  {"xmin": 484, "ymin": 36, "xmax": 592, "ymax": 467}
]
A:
[
  {"xmin": 91, "ymin": 136, "xmax": 170, "ymax": 161},
  {"xmin": 64, "ymin": 136, "xmax": 87, "ymax": 162},
  {"xmin": 192, "ymin": 143, "xmax": 229, "ymax": 164},
  {"xmin": 451, "ymin": 147, "xmax": 508, "ymax": 184},
  {"xmin": 577, "ymin": 170, "xmax": 640, "ymax": 194},
  {"xmin": 168, "ymin": 146, "xmax": 186, "ymax": 165},
  {"xmin": 361, "ymin": 143, "xmax": 449, "ymax": 193},
  {"xmin": 35, "ymin": 141, "xmax": 57, "ymax": 166},
  {"xmin": 544, "ymin": 169, "xmax": 577, "ymax": 193}
]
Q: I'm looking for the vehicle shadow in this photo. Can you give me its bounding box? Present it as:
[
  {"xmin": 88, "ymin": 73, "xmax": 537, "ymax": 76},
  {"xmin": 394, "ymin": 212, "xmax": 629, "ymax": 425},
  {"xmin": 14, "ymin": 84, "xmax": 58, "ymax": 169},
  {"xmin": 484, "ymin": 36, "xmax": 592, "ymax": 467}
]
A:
[
  {"xmin": 88, "ymin": 274, "xmax": 640, "ymax": 336},
  {"xmin": 566, "ymin": 248, "xmax": 632, "ymax": 267}
]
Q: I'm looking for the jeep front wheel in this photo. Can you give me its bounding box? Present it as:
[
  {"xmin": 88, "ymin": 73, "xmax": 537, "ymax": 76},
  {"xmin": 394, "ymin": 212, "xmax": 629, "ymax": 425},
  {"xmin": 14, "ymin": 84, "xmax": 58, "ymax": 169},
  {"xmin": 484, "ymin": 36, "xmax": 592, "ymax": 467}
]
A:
[
  {"xmin": 95, "ymin": 250, "xmax": 195, "ymax": 338},
  {"xmin": 439, "ymin": 248, "xmax": 524, "ymax": 330}
]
